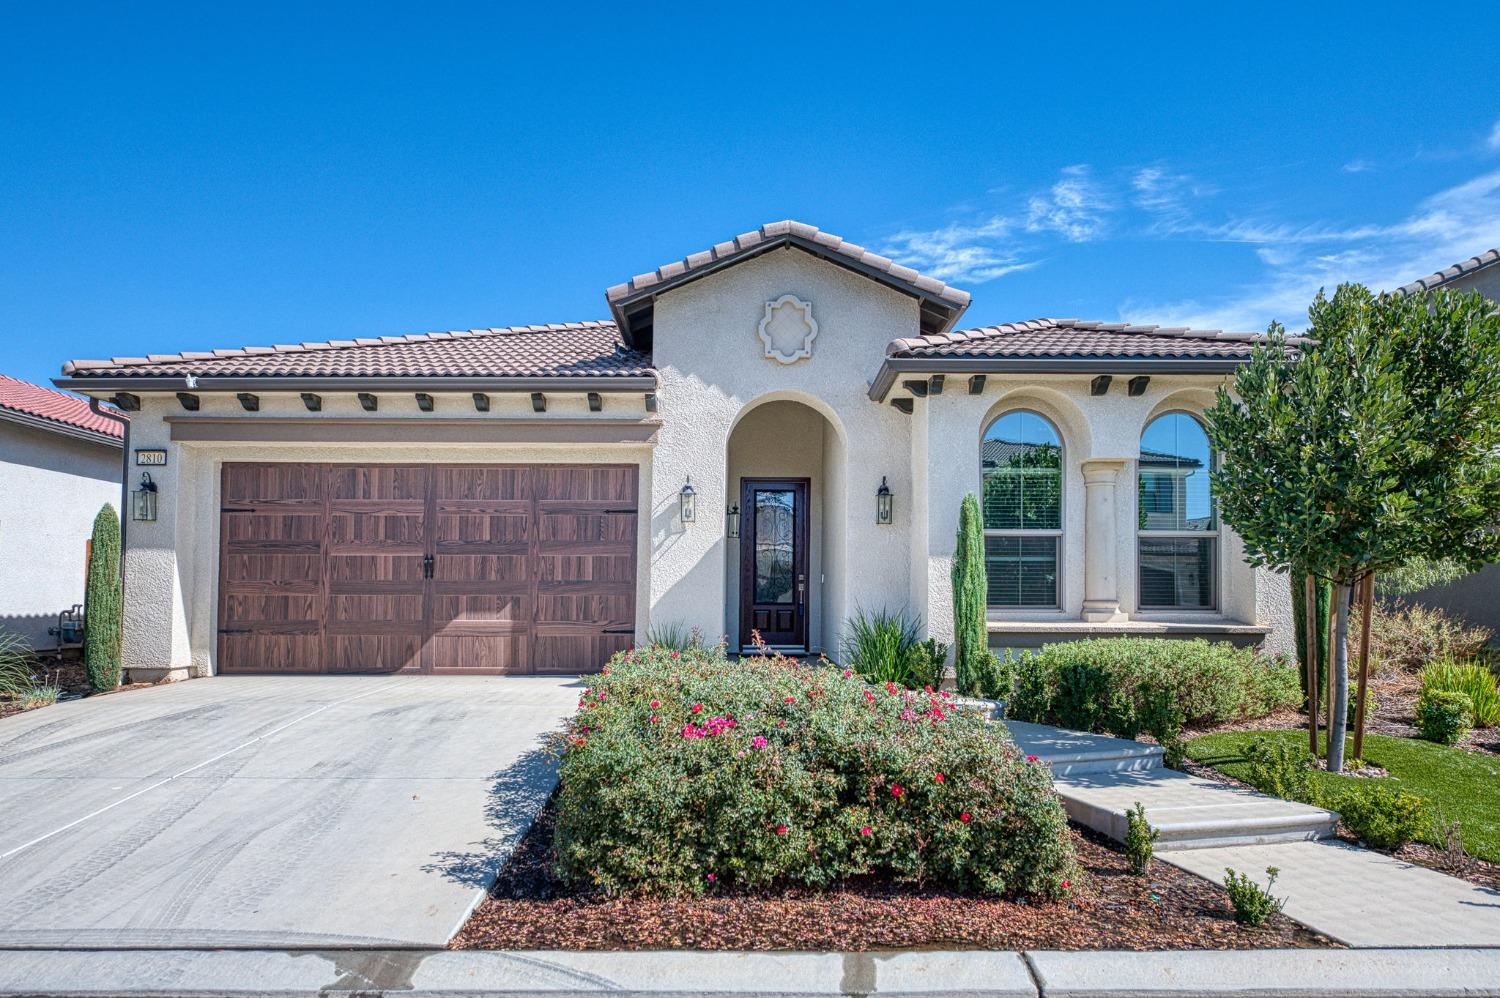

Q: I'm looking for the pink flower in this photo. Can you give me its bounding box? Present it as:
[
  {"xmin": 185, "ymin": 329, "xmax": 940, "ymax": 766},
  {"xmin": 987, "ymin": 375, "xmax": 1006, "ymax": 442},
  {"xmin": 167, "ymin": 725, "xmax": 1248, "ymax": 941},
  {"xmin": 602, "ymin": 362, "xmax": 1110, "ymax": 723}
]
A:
[
  {"xmin": 1026, "ymin": 755, "xmax": 1040, "ymax": 763},
  {"xmin": 900, "ymin": 708, "xmax": 916, "ymax": 721},
  {"xmin": 842, "ymin": 670, "xmax": 853, "ymax": 679},
  {"xmin": 890, "ymin": 784, "xmax": 904, "ymax": 798},
  {"xmin": 706, "ymin": 872, "xmax": 716, "ymax": 882},
  {"xmin": 960, "ymin": 811, "xmax": 972, "ymax": 823},
  {"xmin": 751, "ymin": 735, "xmax": 768, "ymax": 749},
  {"xmin": 650, "ymin": 699, "xmax": 661, "ymax": 709},
  {"xmin": 860, "ymin": 826, "xmax": 873, "ymax": 837},
  {"xmin": 933, "ymin": 773, "xmax": 945, "ymax": 783},
  {"xmin": 649, "ymin": 714, "xmax": 658, "ymax": 724},
  {"xmin": 783, "ymin": 695, "xmax": 796, "ymax": 704},
  {"xmin": 885, "ymin": 682, "xmax": 898, "ymax": 695},
  {"xmin": 596, "ymin": 690, "xmax": 607, "ymax": 700},
  {"xmin": 1060, "ymin": 879, "xmax": 1072, "ymax": 890},
  {"xmin": 691, "ymin": 703, "xmax": 704, "ymax": 714},
  {"xmin": 775, "ymin": 824, "xmax": 788, "ymax": 836},
  {"xmin": 671, "ymin": 651, "xmax": 681, "ymax": 659},
  {"xmin": 924, "ymin": 685, "xmax": 934, "ymax": 694}
]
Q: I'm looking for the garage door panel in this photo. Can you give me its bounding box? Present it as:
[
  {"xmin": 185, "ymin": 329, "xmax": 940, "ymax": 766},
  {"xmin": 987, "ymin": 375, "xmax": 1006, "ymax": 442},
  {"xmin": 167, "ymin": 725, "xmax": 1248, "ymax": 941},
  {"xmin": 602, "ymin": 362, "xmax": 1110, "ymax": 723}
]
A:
[{"xmin": 220, "ymin": 462, "xmax": 637, "ymax": 675}]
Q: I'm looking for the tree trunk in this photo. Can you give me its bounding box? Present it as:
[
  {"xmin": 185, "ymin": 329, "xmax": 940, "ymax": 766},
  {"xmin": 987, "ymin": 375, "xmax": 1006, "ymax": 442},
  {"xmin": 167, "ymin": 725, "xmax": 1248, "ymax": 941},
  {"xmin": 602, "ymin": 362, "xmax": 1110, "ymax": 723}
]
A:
[{"xmin": 1327, "ymin": 583, "xmax": 1353, "ymax": 772}]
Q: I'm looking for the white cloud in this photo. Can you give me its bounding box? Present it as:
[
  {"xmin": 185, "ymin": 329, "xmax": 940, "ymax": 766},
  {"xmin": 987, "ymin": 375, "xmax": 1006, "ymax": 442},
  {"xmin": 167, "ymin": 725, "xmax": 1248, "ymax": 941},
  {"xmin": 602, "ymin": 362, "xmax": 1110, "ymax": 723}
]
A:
[
  {"xmin": 1489, "ymin": 120, "xmax": 1500, "ymax": 151},
  {"xmin": 879, "ymin": 215, "xmax": 1036, "ymax": 284},
  {"xmin": 1342, "ymin": 159, "xmax": 1373, "ymax": 173},
  {"xmin": 1122, "ymin": 169, "xmax": 1500, "ymax": 333},
  {"xmin": 1025, "ymin": 164, "xmax": 1113, "ymax": 241}
]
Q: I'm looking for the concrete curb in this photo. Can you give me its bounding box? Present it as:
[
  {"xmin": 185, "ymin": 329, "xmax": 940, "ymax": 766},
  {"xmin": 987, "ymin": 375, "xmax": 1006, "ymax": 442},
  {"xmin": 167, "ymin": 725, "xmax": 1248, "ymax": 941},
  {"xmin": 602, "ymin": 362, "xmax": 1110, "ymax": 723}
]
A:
[{"xmin": 0, "ymin": 947, "xmax": 1496, "ymax": 997}]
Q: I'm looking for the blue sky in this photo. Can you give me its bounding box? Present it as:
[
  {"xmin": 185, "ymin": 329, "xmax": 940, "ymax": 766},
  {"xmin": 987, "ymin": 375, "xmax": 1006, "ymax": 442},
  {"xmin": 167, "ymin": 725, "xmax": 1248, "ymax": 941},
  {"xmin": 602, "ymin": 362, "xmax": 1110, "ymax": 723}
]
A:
[{"xmin": 4, "ymin": 2, "xmax": 1499, "ymax": 388}]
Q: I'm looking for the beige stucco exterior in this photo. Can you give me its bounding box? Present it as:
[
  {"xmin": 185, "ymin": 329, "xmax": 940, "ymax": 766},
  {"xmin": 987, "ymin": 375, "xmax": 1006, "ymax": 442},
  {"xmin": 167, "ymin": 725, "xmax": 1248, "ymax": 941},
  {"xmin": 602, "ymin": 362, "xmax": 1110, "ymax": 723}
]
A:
[{"xmin": 98, "ymin": 245, "xmax": 1297, "ymax": 680}]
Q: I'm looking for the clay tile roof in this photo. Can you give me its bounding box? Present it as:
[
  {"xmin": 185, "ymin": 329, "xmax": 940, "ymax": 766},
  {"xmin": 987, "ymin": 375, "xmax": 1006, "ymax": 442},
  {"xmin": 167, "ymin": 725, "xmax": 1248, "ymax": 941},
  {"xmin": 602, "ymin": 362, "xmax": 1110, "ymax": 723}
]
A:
[
  {"xmin": 606, "ymin": 220, "xmax": 972, "ymax": 319},
  {"xmin": 0, "ymin": 374, "xmax": 125, "ymax": 439},
  {"xmin": 1397, "ymin": 248, "xmax": 1500, "ymax": 295},
  {"xmin": 885, "ymin": 318, "xmax": 1299, "ymax": 361},
  {"xmin": 60, "ymin": 321, "xmax": 654, "ymax": 380}
]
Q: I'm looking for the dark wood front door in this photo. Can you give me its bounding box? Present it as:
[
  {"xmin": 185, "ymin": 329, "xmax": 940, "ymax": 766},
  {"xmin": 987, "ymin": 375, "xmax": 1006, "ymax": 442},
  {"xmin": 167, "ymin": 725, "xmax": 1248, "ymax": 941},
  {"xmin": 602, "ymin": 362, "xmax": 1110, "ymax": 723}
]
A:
[
  {"xmin": 738, "ymin": 478, "xmax": 809, "ymax": 651},
  {"xmin": 218, "ymin": 462, "xmax": 637, "ymax": 675}
]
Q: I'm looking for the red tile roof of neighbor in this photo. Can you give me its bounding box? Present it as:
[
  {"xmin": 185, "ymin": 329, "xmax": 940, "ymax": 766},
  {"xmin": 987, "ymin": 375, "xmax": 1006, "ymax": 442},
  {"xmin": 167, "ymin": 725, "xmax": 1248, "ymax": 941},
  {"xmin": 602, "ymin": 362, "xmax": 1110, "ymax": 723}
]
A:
[
  {"xmin": 0, "ymin": 374, "xmax": 125, "ymax": 438},
  {"xmin": 886, "ymin": 318, "xmax": 1298, "ymax": 361},
  {"xmin": 60, "ymin": 321, "xmax": 653, "ymax": 380}
]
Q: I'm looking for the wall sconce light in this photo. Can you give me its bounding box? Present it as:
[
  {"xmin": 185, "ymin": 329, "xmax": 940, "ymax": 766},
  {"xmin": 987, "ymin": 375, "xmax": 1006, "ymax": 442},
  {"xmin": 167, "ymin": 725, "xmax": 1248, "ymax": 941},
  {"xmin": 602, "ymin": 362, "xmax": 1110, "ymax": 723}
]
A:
[
  {"xmin": 875, "ymin": 477, "xmax": 893, "ymax": 525},
  {"xmin": 132, "ymin": 472, "xmax": 159, "ymax": 522},
  {"xmin": 679, "ymin": 477, "xmax": 697, "ymax": 523},
  {"xmin": 726, "ymin": 504, "xmax": 740, "ymax": 538}
]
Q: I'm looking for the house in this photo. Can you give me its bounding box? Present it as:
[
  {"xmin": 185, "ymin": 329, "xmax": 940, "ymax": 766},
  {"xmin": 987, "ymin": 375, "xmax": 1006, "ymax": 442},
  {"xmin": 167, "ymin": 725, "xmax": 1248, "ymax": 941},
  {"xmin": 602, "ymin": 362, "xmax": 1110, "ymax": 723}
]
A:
[
  {"xmin": 0, "ymin": 375, "xmax": 125, "ymax": 650},
  {"xmin": 1394, "ymin": 247, "xmax": 1500, "ymax": 634},
  {"xmin": 53, "ymin": 220, "xmax": 1296, "ymax": 681}
]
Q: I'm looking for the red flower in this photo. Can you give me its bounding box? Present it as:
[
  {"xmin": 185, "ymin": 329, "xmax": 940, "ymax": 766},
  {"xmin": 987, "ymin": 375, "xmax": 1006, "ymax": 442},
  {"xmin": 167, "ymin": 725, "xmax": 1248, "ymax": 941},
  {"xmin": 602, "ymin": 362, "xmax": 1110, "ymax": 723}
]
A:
[
  {"xmin": 890, "ymin": 784, "xmax": 904, "ymax": 797},
  {"xmin": 860, "ymin": 825, "xmax": 873, "ymax": 837},
  {"xmin": 650, "ymin": 699, "xmax": 661, "ymax": 709},
  {"xmin": 1026, "ymin": 754, "xmax": 1040, "ymax": 763},
  {"xmin": 933, "ymin": 773, "xmax": 945, "ymax": 783},
  {"xmin": 775, "ymin": 824, "xmax": 788, "ymax": 836},
  {"xmin": 783, "ymin": 695, "xmax": 796, "ymax": 704},
  {"xmin": 1060, "ymin": 879, "xmax": 1072, "ymax": 890},
  {"xmin": 842, "ymin": 670, "xmax": 853, "ymax": 679},
  {"xmin": 960, "ymin": 812, "xmax": 972, "ymax": 823},
  {"xmin": 692, "ymin": 703, "xmax": 704, "ymax": 714},
  {"xmin": 649, "ymin": 714, "xmax": 659, "ymax": 724}
]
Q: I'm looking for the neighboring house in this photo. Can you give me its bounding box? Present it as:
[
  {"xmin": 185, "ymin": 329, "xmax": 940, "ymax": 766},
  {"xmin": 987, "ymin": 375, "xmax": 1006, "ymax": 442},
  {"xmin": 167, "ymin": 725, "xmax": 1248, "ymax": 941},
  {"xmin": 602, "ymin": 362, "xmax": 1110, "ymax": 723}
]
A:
[
  {"xmin": 1395, "ymin": 247, "xmax": 1500, "ymax": 634},
  {"xmin": 0, "ymin": 375, "xmax": 124, "ymax": 650},
  {"xmin": 54, "ymin": 220, "xmax": 1295, "ymax": 681}
]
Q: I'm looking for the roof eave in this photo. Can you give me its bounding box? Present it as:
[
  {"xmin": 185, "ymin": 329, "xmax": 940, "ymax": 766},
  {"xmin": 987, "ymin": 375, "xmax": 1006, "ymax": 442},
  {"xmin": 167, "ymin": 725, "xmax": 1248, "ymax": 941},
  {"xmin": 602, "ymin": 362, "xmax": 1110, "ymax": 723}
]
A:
[
  {"xmin": 867, "ymin": 356, "xmax": 1245, "ymax": 402},
  {"xmin": 53, "ymin": 374, "xmax": 659, "ymax": 394},
  {"xmin": 608, "ymin": 235, "xmax": 969, "ymax": 349},
  {"xmin": 0, "ymin": 405, "xmax": 124, "ymax": 447}
]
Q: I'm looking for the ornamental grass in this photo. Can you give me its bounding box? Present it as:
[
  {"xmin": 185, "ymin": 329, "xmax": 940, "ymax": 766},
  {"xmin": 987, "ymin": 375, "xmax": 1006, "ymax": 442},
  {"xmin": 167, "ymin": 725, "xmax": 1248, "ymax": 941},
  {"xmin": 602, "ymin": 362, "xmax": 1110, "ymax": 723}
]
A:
[{"xmin": 554, "ymin": 644, "xmax": 1075, "ymax": 898}]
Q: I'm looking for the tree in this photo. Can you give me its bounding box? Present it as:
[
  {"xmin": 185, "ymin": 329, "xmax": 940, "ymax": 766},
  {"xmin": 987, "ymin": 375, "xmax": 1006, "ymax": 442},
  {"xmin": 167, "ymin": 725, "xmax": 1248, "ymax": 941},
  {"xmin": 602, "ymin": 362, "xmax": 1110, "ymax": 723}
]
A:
[
  {"xmin": 951, "ymin": 493, "xmax": 989, "ymax": 696},
  {"xmin": 84, "ymin": 504, "xmax": 123, "ymax": 692},
  {"xmin": 1205, "ymin": 285, "xmax": 1500, "ymax": 771}
]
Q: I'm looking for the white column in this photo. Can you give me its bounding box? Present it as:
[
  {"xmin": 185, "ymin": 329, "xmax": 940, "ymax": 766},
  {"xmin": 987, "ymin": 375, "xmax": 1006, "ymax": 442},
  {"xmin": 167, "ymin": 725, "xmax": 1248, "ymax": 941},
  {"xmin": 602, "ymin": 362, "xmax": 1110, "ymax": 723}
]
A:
[{"xmin": 1080, "ymin": 458, "xmax": 1128, "ymax": 622}]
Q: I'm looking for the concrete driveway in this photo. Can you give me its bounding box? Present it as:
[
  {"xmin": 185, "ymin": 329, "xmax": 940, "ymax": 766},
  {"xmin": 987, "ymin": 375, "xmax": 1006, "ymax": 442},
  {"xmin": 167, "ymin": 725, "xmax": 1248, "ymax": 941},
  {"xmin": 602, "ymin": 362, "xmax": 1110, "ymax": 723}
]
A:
[{"xmin": 0, "ymin": 674, "xmax": 580, "ymax": 947}]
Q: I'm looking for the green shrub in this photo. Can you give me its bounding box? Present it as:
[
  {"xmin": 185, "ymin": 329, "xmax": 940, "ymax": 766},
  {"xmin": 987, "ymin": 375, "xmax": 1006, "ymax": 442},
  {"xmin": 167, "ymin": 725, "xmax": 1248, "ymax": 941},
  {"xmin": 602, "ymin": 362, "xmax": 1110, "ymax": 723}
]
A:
[
  {"xmin": 1346, "ymin": 684, "xmax": 1378, "ymax": 727},
  {"xmin": 841, "ymin": 608, "xmax": 940, "ymax": 690},
  {"xmin": 1421, "ymin": 659, "xmax": 1500, "ymax": 728},
  {"xmin": 1364, "ymin": 601, "xmax": 1492, "ymax": 674},
  {"xmin": 554, "ymin": 644, "xmax": 1076, "ymax": 897},
  {"xmin": 1416, "ymin": 689, "xmax": 1472, "ymax": 745},
  {"xmin": 20, "ymin": 685, "xmax": 60, "ymax": 710},
  {"xmin": 1124, "ymin": 801, "xmax": 1157, "ymax": 876},
  {"xmin": 84, "ymin": 504, "xmax": 123, "ymax": 692},
  {"xmin": 0, "ymin": 630, "xmax": 38, "ymax": 699},
  {"xmin": 646, "ymin": 621, "xmax": 706, "ymax": 653},
  {"xmin": 951, "ymin": 494, "xmax": 989, "ymax": 697},
  {"xmin": 1003, "ymin": 638, "xmax": 1301, "ymax": 737},
  {"xmin": 1242, "ymin": 735, "xmax": 1317, "ymax": 803},
  {"xmin": 969, "ymin": 650, "xmax": 1013, "ymax": 701},
  {"xmin": 1139, "ymin": 684, "xmax": 1187, "ymax": 768},
  {"xmin": 1376, "ymin": 557, "xmax": 1472, "ymax": 600},
  {"xmin": 1335, "ymin": 785, "xmax": 1432, "ymax": 850},
  {"xmin": 1223, "ymin": 866, "xmax": 1286, "ymax": 926}
]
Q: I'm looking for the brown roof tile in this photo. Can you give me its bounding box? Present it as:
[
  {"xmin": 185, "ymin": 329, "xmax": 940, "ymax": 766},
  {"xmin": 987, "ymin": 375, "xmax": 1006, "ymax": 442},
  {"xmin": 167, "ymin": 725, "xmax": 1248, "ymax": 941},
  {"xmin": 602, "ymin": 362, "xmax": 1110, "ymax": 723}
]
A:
[
  {"xmin": 1397, "ymin": 248, "xmax": 1500, "ymax": 295},
  {"xmin": 62, "ymin": 321, "xmax": 653, "ymax": 380},
  {"xmin": 887, "ymin": 318, "xmax": 1297, "ymax": 361}
]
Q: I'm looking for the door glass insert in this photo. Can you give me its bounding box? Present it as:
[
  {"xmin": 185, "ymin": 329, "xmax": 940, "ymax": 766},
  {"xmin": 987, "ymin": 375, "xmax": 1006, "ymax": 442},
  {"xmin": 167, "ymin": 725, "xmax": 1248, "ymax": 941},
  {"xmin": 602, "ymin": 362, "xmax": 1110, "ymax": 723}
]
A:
[{"xmin": 753, "ymin": 489, "xmax": 796, "ymax": 604}]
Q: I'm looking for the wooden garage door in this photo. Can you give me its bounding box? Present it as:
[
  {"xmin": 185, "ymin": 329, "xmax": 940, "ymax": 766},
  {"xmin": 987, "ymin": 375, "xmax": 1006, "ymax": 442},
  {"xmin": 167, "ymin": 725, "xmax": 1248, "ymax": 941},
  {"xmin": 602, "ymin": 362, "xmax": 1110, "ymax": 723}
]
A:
[{"xmin": 218, "ymin": 463, "xmax": 637, "ymax": 675}]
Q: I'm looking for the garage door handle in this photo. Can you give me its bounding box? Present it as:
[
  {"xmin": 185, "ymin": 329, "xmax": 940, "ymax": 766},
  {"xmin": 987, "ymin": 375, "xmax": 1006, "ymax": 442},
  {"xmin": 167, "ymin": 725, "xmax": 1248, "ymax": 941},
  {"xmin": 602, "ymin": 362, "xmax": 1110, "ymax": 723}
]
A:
[
  {"xmin": 221, "ymin": 507, "xmax": 255, "ymax": 513},
  {"xmin": 603, "ymin": 508, "xmax": 637, "ymax": 514},
  {"xmin": 602, "ymin": 627, "xmax": 635, "ymax": 634},
  {"xmin": 422, "ymin": 555, "xmax": 434, "ymax": 579},
  {"xmin": 220, "ymin": 628, "xmax": 251, "ymax": 635}
]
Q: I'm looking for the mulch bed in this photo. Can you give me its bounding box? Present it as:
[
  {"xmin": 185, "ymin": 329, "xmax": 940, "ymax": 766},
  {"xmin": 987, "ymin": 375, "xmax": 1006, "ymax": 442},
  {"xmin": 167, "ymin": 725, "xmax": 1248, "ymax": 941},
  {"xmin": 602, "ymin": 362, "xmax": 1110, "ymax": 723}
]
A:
[
  {"xmin": 1, "ymin": 657, "xmax": 161, "ymax": 721},
  {"xmin": 452, "ymin": 794, "xmax": 1335, "ymax": 952}
]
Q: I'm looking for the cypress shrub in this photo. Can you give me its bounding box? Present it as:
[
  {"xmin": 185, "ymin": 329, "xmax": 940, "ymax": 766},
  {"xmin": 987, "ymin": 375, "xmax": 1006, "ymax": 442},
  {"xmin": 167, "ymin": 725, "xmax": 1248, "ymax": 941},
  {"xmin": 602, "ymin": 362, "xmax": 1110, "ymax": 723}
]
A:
[
  {"xmin": 951, "ymin": 494, "xmax": 989, "ymax": 696},
  {"xmin": 1289, "ymin": 571, "xmax": 1331, "ymax": 702},
  {"xmin": 84, "ymin": 504, "xmax": 123, "ymax": 692}
]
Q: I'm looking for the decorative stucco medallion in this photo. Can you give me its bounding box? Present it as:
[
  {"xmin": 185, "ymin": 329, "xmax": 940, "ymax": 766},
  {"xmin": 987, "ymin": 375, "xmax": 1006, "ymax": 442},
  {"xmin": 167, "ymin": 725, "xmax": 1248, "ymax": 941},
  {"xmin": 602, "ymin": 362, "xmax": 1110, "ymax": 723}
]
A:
[{"xmin": 758, "ymin": 295, "xmax": 818, "ymax": 364}]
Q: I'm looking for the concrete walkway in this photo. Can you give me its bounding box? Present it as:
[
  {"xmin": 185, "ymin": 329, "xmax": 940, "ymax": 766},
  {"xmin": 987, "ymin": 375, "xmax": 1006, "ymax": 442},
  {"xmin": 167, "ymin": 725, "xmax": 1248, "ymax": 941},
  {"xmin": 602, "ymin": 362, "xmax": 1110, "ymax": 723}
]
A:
[
  {"xmin": 0, "ymin": 675, "xmax": 580, "ymax": 947},
  {"xmin": 1008, "ymin": 719, "xmax": 1500, "ymax": 948}
]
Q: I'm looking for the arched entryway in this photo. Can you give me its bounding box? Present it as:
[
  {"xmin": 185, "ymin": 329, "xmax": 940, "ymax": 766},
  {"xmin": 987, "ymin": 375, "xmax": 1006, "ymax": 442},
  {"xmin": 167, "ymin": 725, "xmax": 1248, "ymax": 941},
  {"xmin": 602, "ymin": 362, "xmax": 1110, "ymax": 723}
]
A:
[{"xmin": 724, "ymin": 396, "xmax": 846, "ymax": 656}]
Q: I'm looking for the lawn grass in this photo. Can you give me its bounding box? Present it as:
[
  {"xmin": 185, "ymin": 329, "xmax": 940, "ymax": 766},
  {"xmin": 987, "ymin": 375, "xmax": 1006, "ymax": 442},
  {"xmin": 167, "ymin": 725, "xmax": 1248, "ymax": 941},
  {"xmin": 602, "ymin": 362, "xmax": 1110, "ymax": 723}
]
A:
[{"xmin": 1186, "ymin": 729, "xmax": 1500, "ymax": 863}]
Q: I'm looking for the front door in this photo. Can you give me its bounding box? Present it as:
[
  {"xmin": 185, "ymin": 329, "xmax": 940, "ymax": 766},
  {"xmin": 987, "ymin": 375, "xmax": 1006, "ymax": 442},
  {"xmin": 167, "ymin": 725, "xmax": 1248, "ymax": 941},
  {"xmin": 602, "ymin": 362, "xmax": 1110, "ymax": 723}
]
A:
[{"xmin": 738, "ymin": 478, "xmax": 809, "ymax": 652}]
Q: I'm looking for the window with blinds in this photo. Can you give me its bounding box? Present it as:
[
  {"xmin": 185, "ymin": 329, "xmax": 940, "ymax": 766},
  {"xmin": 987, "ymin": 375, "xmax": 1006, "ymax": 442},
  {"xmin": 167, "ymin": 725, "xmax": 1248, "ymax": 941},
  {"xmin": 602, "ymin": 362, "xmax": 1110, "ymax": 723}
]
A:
[
  {"xmin": 981, "ymin": 410, "xmax": 1062, "ymax": 609},
  {"xmin": 1138, "ymin": 412, "xmax": 1217, "ymax": 609}
]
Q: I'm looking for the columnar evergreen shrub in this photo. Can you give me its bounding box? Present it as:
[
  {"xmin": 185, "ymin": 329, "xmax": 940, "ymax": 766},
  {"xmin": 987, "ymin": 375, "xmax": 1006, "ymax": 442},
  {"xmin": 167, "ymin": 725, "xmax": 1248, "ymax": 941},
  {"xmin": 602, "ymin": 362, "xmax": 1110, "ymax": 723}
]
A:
[
  {"xmin": 1289, "ymin": 571, "xmax": 1330, "ymax": 700},
  {"xmin": 951, "ymin": 494, "xmax": 989, "ymax": 697},
  {"xmin": 1003, "ymin": 638, "xmax": 1301, "ymax": 736},
  {"xmin": 1124, "ymin": 801, "xmax": 1157, "ymax": 876},
  {"xmin": 84, "ymin": 504, "xmax": 122, "ymax": 692},
  {"xmin": 554, "ymin": 644, "xmax": 1076, "ymax": 897}
]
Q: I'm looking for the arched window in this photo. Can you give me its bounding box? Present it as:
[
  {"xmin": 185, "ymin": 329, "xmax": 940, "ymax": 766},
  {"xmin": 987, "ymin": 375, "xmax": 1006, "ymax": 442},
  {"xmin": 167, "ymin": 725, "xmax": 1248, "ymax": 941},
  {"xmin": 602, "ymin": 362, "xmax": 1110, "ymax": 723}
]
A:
[
  {"xmin": 1138, "ymin": 412, "xmax": 1217, "ymax": 609},
  {"xmin": 981, "ymin": 410, "xmax": 1062, "ymax": 608}
]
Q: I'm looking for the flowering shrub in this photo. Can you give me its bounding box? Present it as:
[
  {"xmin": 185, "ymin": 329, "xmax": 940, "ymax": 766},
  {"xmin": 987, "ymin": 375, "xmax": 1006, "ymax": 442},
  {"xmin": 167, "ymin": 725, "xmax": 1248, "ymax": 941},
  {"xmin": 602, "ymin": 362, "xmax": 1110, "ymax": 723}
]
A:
[{"xmin": 554, "ymin": 644, "xmax": 1076, "ymax": 897}]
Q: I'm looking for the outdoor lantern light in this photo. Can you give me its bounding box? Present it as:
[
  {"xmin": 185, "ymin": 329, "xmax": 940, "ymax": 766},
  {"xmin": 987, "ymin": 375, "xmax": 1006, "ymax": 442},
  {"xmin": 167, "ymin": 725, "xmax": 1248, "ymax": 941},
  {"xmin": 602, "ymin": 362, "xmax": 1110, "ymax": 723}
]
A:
[
  {"xmin": 132, "ymin": 472, "xmax": 159, "ymax": 522},
  {"xmin": 679, "ymin": 477, "xmax": 697, "ymax": 523},
  {"xmin": 875, "ymin": 477, "xmax": 893, "ymax": 525},
  {"xmin": 726, "ymin": 504, "xmax": 740, "ymax": 538}
]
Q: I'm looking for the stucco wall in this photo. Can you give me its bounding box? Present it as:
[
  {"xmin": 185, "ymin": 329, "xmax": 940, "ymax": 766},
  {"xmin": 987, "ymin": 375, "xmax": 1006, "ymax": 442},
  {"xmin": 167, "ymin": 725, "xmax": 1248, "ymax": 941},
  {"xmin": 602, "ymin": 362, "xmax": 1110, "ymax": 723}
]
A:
[
  {"xmin": 649, "ymin": 250, "xmax": 917, "ymax": 652},
  {"xmin": 117, "ymin": 390, "xmax": 655, "ymax": 678},
  {"xmin": 0, "ymin": 420, "xmax": 121, "ymax": 649},
  {"xmin": 1447, "ymin": 266, "xmax": 1500, "ymax": 302}
]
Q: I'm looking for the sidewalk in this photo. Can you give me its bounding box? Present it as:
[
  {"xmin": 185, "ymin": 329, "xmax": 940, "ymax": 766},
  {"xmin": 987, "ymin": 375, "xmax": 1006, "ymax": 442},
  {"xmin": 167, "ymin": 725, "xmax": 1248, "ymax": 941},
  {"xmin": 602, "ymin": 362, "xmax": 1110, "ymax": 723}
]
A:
[
  {"xmin": 1007, "ymin": 719, "xmax": 1500, "ymax": 948},
  {"xmin": 0, "ymin": 946, "xmax": 1496, "ymax": 997}
]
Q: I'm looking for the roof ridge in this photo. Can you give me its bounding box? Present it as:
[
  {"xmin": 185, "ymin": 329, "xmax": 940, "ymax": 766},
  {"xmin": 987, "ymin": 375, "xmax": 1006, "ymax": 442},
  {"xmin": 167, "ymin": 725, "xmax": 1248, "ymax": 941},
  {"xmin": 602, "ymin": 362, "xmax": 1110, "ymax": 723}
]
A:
[
  {"xmin": 605, "ymin": 219, "xmax": 972, "ymax": 310},
  {"xmin": 1396, "ymin": 248, "xmax": 1500, "ymax": 295},
  {"xmin": 62, "ymin": 320, "xmax": 621, "ymax": 375}
]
